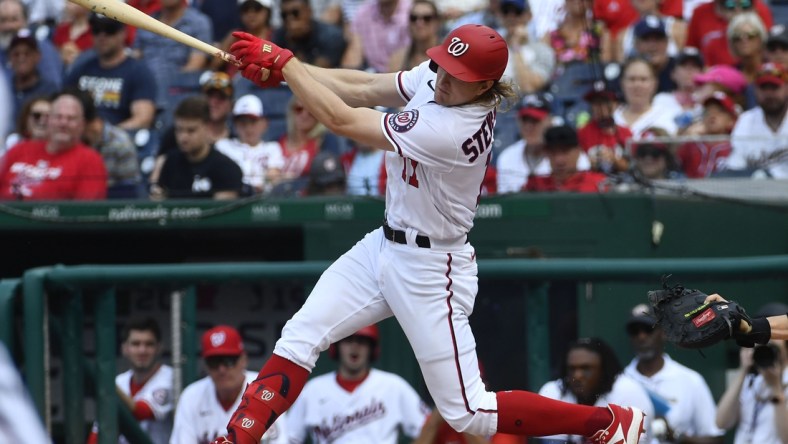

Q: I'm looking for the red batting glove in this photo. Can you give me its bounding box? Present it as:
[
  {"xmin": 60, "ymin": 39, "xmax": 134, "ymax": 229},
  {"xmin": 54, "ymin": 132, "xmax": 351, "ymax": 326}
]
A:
[
  {"xmin": 230, "ymin": 32, "xmax": 294, "ymax": 72},
  {"xmin": 240, "ymin": 62, "xmax": 285, "ymax": 88}
]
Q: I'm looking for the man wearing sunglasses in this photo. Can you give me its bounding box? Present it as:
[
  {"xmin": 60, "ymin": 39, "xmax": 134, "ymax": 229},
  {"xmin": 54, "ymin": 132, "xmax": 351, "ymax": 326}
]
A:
[
  {"xmin": 271, "ymin": 0, "xmax": 346, "ymax": 68},
  {"xmin": 171, "ymin": 325, "xmax": 289, "ymax": 444},
  {"xmin": 623, "ymin": 305, "xmax": 724, "ymax": 444},
  {"xmin": 64, "ymin": 14, "xmax": 157, "ymax": 131},
  {"xmin": 686, "ymin": 0, "xmax": 772, "ymax": 67}
]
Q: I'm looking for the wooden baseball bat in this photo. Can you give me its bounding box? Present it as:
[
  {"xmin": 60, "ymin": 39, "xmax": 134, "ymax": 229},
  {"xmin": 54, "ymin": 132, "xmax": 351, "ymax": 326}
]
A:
[{"xmin": 68, "ymin": 0, "xmax": 240, "ymax": 66}]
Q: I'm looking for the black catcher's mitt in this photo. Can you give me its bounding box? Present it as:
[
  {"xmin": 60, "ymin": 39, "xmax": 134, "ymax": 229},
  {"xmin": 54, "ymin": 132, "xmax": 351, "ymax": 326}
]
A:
[{"xmin": 648, "ymin": 282, "xmax": 753, "ymax": 349}]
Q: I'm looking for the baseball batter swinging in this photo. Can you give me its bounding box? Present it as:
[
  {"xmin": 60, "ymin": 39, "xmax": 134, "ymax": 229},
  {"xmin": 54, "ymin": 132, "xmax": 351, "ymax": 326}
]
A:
[{"xmin": 213, "ymin": 24, "xmax": 646, "ymax": 444}]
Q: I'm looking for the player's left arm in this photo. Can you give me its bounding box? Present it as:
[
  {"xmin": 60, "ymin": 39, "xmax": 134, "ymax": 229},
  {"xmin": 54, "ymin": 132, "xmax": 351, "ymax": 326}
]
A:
[
  {"xmin": 704, "ymin": 294, "xmax": 788, "ymax": 340},
  {"xmin": 301, "ymin": 64, "xmax": 405, "ymax": 109},
  {"xmin": 283, "ymin": 59, "xmax": 393, "ymax": 152}
]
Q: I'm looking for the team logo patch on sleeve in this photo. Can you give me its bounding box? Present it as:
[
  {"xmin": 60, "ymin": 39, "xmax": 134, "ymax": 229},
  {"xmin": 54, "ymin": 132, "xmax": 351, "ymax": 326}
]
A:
[{"xmin": 388, "ymin": 110, "xmax": 419, "ymax": 133}]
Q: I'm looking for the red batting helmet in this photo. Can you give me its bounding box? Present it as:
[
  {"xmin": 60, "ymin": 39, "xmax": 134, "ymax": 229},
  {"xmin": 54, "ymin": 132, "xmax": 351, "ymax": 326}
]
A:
[
  {"xmin": 426, "ymin": 24, "xmax": 508, "ymax": 82},
  {"xmin": 328, "ymin": 325, "xmax": 380, "ymax": 361}
]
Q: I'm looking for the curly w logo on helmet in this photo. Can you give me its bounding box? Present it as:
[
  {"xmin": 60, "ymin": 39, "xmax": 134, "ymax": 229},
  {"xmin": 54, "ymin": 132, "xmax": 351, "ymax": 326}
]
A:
[{"xmin": 447, "ymin": 37, "xmax": 470, "ymax": 56}]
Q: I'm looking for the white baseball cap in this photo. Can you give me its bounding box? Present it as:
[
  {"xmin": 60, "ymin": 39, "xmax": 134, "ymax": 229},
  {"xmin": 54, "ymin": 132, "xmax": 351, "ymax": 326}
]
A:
[
  {"xmin": 238, "ymin": 0, "xmax": 273, "ymax": 8},
  {"xmin": 233, "ymin": 94, "xmax": 264, "ymax": 118}
]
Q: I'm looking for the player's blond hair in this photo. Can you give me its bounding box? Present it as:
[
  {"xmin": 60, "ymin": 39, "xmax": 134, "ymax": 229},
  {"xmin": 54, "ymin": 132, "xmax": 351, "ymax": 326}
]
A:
[{"xmin": 472, "ymin": 79, "xmax": 519, "ymax": 111}]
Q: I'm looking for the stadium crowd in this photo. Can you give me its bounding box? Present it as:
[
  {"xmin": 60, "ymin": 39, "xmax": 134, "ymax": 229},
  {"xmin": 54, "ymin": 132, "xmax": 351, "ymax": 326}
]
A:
[{"xmin": 1, "ymin": 0, "xmax": 788, "ymax": 200}]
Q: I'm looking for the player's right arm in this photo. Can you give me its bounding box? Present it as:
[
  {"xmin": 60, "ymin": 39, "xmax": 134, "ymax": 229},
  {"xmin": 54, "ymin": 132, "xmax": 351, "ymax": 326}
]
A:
[{"xmin": 301, "ymin": 64, "xmax": 406, "ymax": 109}]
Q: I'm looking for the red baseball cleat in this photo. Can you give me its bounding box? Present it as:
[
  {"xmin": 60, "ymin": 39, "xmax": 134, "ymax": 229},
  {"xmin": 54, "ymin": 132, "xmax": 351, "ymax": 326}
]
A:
[{"xmin": 588, "ymin": 404, "xmax": 646, "ymax": 444}]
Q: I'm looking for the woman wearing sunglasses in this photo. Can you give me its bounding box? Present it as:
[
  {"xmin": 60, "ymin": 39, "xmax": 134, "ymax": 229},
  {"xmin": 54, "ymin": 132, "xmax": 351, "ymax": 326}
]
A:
[
  {"xmin": 686, "ymin": 0, "xmax": 772, "ymax": 67},
  {"xmin": 388, "ymin": 0, "xmax": 441, "ymax": 72}
]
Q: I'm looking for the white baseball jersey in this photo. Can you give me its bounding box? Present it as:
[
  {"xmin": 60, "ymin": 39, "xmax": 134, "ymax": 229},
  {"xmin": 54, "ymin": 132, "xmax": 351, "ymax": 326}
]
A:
[
  {"xmin": 732, "ymin": 368, "xmax": 788, "ymax": 444},
  {"xmin": 170, "ymin": 371, "xmax": 288, "ymax": 444},
  {"xmin": 287, "ymin": 369, "xmax": 429, "ymax": 443},
  {"xmin": 116, "ymin": 364, "xmax": 175, "ymax": 444},
  {"xmin": 538, "ymin": 374, "xmax": 655, "ymax": 443},
  {"xmin": 382, "ymin": 61, "xmax": 495, "ymax": 242},
  {"xmin": 215, "ymin": 138, "xmax": 285, "ymax": 191},
  {"xmin": 624, "ymin": 354, "xmax": 724, "ymax": 442},
  {"xmin": 726, "ymin": 107, "xmax": 788, "ymax": 178}
]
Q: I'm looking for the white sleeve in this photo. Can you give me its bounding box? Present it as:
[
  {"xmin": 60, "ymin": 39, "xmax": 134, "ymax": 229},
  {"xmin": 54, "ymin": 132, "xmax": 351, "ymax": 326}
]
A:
[
  {"xmin": 381, "ymin": 105, "xmax": 462, "ymax": 173},
  {"xmin": 538, "ymin": 380, "xmax": 563, "ymax": 400},
  {"xmin": 170, "ymin": 388, "xmax": 200, "ymax": 444},
  {"xmin": 394, "ymin": 377, "xmax": 430, "ymax": 438},
  {"xmin": 725, "ymin": 119, "xmax": 749, "ymax": 169},
  {"xmin": 395, "ymin": 62, "xmax": 431, "ymax": 103}
]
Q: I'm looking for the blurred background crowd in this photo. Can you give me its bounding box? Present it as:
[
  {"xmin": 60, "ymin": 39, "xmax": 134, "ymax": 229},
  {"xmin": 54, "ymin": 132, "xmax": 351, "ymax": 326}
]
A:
[{"xmin": 1, "ymin": 0, "xmax": 788, "ymax": 200}]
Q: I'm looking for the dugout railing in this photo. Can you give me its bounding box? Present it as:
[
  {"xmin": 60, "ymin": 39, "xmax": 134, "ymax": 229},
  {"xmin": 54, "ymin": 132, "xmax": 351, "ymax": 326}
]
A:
[{"xmin": 4, "ymin": 256, "xmax": 788, "ymax": 444}]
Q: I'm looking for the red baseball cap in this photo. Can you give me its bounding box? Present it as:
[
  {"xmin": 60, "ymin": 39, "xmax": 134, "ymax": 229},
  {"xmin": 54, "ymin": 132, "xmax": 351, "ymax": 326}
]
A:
[
  {"xmin": 202, "ymin": 325, "xmax": 244, "ymax": 357},
  {"xmin": 756, "ymin": 62, "xmax": 787, "ymax": 87},
  {"xmin": 703, "ymin": 91, "xmax": 741, "ymax": 117},
  {"xmin": 426, "ymin": 24, "xmax": 508, "ymax": 82}
]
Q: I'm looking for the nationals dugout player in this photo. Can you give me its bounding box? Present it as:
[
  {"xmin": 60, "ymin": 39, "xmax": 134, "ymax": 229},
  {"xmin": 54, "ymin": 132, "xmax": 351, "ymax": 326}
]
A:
[
  {"xmin": 171, "ymin": 326, "xmax": 287, "ymax": 444},
  {"xmin": 287, "ymin": 325, "xmax": 429, "ymax": 443},
  {"xmin": 213, "ymin": 24, "xmax": 646, "ymax": 444}
]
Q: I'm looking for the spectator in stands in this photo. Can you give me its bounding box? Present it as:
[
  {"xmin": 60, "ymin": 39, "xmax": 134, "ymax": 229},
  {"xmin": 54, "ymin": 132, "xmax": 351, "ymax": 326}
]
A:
[
  {"xmin": 65, "ymin": 14, "xmax": 157, "ymax": 130},
  {"xmin": 715, "ymin": 303, "xmax": 788, "ymax": 444},
  {"xmin": 0, "ymin": 90, "xmax": 108, "ymax": 200},
  {"xmin": 150, "ymin": 96, "xmax": 243, "ymax": 200},
  {"xmin": 677, "ymin": 91, "xmax": 738, "ymax": 178},
  {"xmin": 171, "ymin": 325, "xmax": 288, "ymax": 443},
  {"xmin": 200, "ymin": 0, "xmax": 242, "ymax": 47},
  {"xmin": 148, "ymin": 72, "xmax": 235, "ymax": 188},
  {"xmin": 692, "ymin": 64, "xmax": 748, "ymax": 110},
  {"xmin": 4, "ymin": 94, "xmax": 50, "ymax": 150},
  {"xmin": 342, "ymin": 139, "xmax": 385, "ymax": 196},
  {"xmin": 87, "ymin": 316, "xmax": 174, "ymax": 444},
  {"xmin": 305, "ymin": 151, "xmax": 347, "ymax": 195},
  {"xmin": 52, "ymin": 1, "xmax": 92, "ymax": 68},
  {"xmin": 614, "ymin": 0, "xmax": 686, "ymax": 63},
  {"xmin": 272, "ymin": 0, "xmax": 346, "ymax": 68},
  {"xmin": 342, "ymin": 0, "xmax": 411, "ymax": 72},
  {"xmin": 499, "ymin": 0, "xmax": 555, "ymax": 94},
  {"xmin": 7, "ymin": 29, "xmax": 58, "ymax": 125},
  {"xmin": 387, "ymin": 0, "xmax": 440, "ymax": 72},
  {"xmin": 614, "ymin": 56, "xmax": 681, "ymax": 138},
  {"xmin": 623, "ymin": 304, "xmax": 724, "ymax": 444},
  {"xmin": 686, "ymin": 0, "xmax": 772, "ymax": 67},
  {"xmin": 126, "ymin": 0, "xmax": 162, "ymax": 44},
  {"xmin": 199, "ymin": 71, "xmax": 234, "ymax": 142},
  {"xmin": 216, "ymin": 94, "xmax": 284, "ymax": 195},
  {"xmin": 652, "ymin": 47, "xmax": 705, "ymax": 133},
  {"xmin": 278, "ymin": 96, "xmax": 342, "ymax": 182},
  {"xmin": 628, "ymin": 127, "xmax": 683, "ymax": 181},
  {"xmin": 727, "ymin": 12, "xmax": 767, "ymax": 110},
  {"xmin": 0, "ymin": 0, "xmax": 62, "ymax": 89},
  {"xmin": 210, "ymin": 0, "xmax": 273, "ymax": 74},
  {"xmin": 728, "ymin": 12, "xmax": 767, "ymax": 82},
  {"xmin": 497, "ymin": 93, "xmax": 557, "ymax": 192},
  {"xmin": 630, "ymin": 15, "xmax": 676, "ymax": 93},
  {"xmin": 133, "ymin": 0, "xmax": 213, "ymax": 107},
  {"xmin": 524, "ymin": 125, "xmax": 607, "ymax": 193},
  {"xmin": 578, "ymin": 81, "xmax": 632, "ymax": 174},
  {"xmin": 77, "ymin": 88, "xmax": 141, "ymax": 190},
  {"xmin": 543, "ymin": 0, "xmax": 608, "ymax": 66},
  {"xmin": 726, "ymin": 62, "xmax": 788, "ymax": 178},
  {"xmin": 538, "ymin": 337, "xmax": 655, "ymax": 443},
  {"xmin": 766, "ymin": 25, "xmax": 788, "ymax": 67}
]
